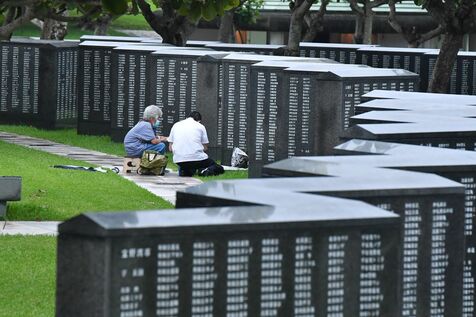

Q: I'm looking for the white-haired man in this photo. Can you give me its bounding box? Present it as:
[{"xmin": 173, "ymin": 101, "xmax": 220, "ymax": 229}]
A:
[{"xmin": 124, "ymin": 105, "xmax": 167, "ymax": 157}]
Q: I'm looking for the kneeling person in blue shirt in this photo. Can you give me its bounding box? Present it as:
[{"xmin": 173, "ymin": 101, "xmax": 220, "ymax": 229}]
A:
[{"xmin": 124, "ymin": 105, "xmax": 167, "ymax": 157}]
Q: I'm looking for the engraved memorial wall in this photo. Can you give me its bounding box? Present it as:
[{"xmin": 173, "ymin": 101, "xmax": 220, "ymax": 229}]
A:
[
  {"xmin": 77, "ymin": 41, "xmax": 138, "ymax": 135},
  {"xmin": 110, "ymin": 45, "xmax": 181, "ymax": 141},
  {"xmin": 218, "ymin": 55, "xmax": 338, "ymax": 165},
  {"xmin": 346, "ymin": 105, "xmax": 476, "ymax": 150},
  {"xmin": 196, "ymin": 53, "xmax": 230, "ymax": 160},
  {"xmin": 247, "ymin": 62, "xmax": 419, "ymax": 177},
  {"xmin": 356, "ymin": 47, "xmax": 435, "ymax": 91},
  {"xmin": 79, "ymin": 35, "xmax": 161, "ymax": 43},
  {"xmin": 196, "ymin": 163, "xmax": 466, "ymax": 317},
  {"xmin": 265, "ymin": 146, "xmax": 476, "ymax": 317},
  {"xmin": 299, "ymin": 42, "xmax": 374, "ymax": 63},
  {"xmin": 57, "ymin": 197, "xmax": 400, "ymax": 316},
  {"xmin": 147, "ymin": 50, "xmax": 223, "ymax": 137},
  {"xmin": 205, "ymin": 43, "xmax": 285, "ymax": 55},
  {"xmin": 333, "ymin": 139, "xmax": 476, "ymax": 317},
  {"xmin": 0, "ymin": 39, "xmax": 78, "ymax": 129}
]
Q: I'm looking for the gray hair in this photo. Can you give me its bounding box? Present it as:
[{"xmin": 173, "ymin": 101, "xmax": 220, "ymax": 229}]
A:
[{"xmin": 143, "ymin": 105, "xmax": 162, "ymax": 120}]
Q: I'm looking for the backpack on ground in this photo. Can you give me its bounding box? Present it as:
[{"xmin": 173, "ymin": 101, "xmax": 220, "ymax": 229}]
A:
[{"xmin": 138, "ymin": 150, "xmax": 168, "ymax": 176}]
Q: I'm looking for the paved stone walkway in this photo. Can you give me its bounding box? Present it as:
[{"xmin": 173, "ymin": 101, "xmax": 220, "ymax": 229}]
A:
[
  {"xmin": 1, "ymin": 221, "xmax": 59, "ymax": 235},
  {"xmin": 0, "ymin": 131, "xmax": 203, "ymax": 235}
]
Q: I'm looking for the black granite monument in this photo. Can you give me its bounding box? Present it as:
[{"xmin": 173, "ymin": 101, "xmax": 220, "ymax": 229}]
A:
[
  {"xmin": 299, "ymin": 42, "xmax": 375, "ymax": 63},
  {"xmin": 0, "ymin": 38, "xmax": 78, "ymax": 129},
  {"xmin": 205, "ymin": 43, "xmax": 285, "ymax": 55},
  {"xmin": 181, "ymin": 164, "xmax": 465, "ymax": 317},
  {"xmin": 147, "ymin": 50, "xmax": 225, "ymax": 137},
  {"xmin": 247, "ymin": 62, "xmax": 419, "ymax": 177},
  {"xmin": 57, "ymin": 200, "xmax": 400, "ymax": 316}
]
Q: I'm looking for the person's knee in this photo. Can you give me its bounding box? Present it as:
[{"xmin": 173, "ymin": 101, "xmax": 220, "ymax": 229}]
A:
[{"xmin": 157, "ymin": 142, "xmax": 166, "ymax": 154}]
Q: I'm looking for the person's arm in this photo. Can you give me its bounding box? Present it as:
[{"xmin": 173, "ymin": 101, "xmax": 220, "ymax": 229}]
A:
[
  {"xmin": 201, "ymin": 125, "xmax": 209, "ymax": 152},
  {"xmin": 168, "ymin": 127, "xmax": 175, "ymax": 152},
  {"xmin": 140, "ymin": 123, "xmax": 159, "ymax": 144}
]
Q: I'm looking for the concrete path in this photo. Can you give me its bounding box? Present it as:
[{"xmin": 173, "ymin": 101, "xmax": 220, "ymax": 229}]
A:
[
  {"xmin": 0, "ymin": 131, "xmax": 203, "ymax": 235},
  {"xmin": 1, "ymin": 221, "xmax": 59, "ymax": 236}
]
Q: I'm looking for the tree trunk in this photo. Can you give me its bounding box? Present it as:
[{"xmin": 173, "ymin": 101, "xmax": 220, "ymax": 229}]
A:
[
  {"xmin": 302, "ymin": 15, "xmax": 318, "ymax": 42},
  {"xmin": 362, "ymin": 3, "xmax": 374, "ymax": 44},
  {"xmin": 41, "ymin": 18, "xmax": 68, "ymax": 40},
  {"xmin": 428, "ymin": 32, "xmax": 463, "ymax": 93},
  {"xmin": 41, "ymin": 8, "xmax": 68, "ymax": 41},
  {"xmin": 287, "ymin": 10, "xmax": 304, "ymax": 55},
  {"xmin": 280, "ymin": 0, "xmax": 313, "ymax": 56},
  {"xmin": 353, "ymin": 13, "xmax": 364, "ymax": 44},
  {"xmin": 40, "ymin": 19, "xmax": 55, "ymax": 39},
  {"xmin": 136, "ymin": 0, "xmax": 196, "ymax": 46},
  {"xmin": 0, "ymin": 6, "xmax": 35, "ymax": 41},
  {"xmin": 157, "ymin": 18, "xmax": 196, "ymax": 46},
  {"xmin": 218, "ymin": 10, "xmax": 235, "ymax": 43},
  {"xmin": 94, "ymin": 14, "xmax": 113, "ymax": 35}
]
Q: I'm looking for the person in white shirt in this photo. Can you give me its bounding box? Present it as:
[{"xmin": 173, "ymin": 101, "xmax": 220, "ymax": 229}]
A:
[{"xmin": 168, "ymin": 111, "xmax": 222, "ymax": 177}]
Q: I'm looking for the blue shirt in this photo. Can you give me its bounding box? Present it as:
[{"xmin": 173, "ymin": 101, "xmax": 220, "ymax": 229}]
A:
[{"xmin": 124, "ymin": 121, "xmax": 156, "ymax": 157}]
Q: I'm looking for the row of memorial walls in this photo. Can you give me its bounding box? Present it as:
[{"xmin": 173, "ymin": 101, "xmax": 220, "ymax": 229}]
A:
[
  {"xmin": 196, "ymin": 53, "xmax": 338, "ymax": 164},
  {"xmin": 298, "ymin": 43, "xmax": 476, "ymax": 95},
  {"xmin": 246, "ymin": 61, "xmax": 419, "ymax": 177},
  {"xmin": 176, "ymin": 150, "xmax": 467, "ymax": 317},
  {"xmin": 327, "ymin": 91, "xmax": 476, "ymax": 316},
  {"xmin": 76, "ymin": 36, "xmax": 226, "ymax": 141},
  {"xmin": 263, "ymin": 140, "xmax": 476, "ymax": 317},
  {"xmin": 331, "ymin": 139, "xmax": 476, "ymax": 317},
  {"xmin": 0, "ymin": 38, "xmax": 78, "ymax": 129},
  {"xmin": 344, "ymin": 90, "xmax": 476, "ymax": 151},
  {"xmin": 57, "ymin": 191, "xmax": 401, "ymax": 316},
  {"xmin": 174, "ymin": 186, "xmax": 403, "ymax": 317}
]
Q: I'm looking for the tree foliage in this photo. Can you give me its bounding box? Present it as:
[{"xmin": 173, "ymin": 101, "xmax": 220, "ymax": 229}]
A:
[
  {"xmin": 235, "ymin": 0, "xmax": 264, "ymax": 25},
  {"xmin": 0, "ymin": 1, "xmax": 117, "ymax": 40}
]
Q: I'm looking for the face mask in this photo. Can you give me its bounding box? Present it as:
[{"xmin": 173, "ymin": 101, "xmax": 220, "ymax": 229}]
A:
[{"xmin": 152, "ymin": 120, "xmax": 160, "ymax": 129}]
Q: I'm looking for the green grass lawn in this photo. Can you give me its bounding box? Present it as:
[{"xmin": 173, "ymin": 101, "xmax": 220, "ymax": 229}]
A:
[
  {"xmin": 112, "ymin": 14, "xmax": 152, "ymax": 30},
  {"xmin": 0, "ymin": 125, "xmax": 249, "ymax": 180},
  {"xmin": 0, "ymin": 140, "xmax": 173, "ymax": 221},
  {"xmin": 0, "ymin": 236, "xmax": 56, "ymax": 317},
  {"xmin": 13, "ymin": 23, "xmax": 127, "ymax": 40},
  {"xmin": 0, "ymin": 125, "xmax": 125, "ymax": 156}
]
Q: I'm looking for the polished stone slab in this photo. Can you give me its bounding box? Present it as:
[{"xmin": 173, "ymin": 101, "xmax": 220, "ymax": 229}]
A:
[
  {"xmin": 265, "ymin": 139, "xmax": 476, "ymax": 315},
  {"xmin": 299, "ymin": 42, "xmax": 375, "ymax": 63},
  {"xmin": 247, "ymin": 62, "xmax": 419, "ymax": 177},
  {"xmin": 179, "ymin": 160, "xmax": 465, "ymax": 317},
  {"xmin": 362, "ymin": 89, "xmax": 476, "ymax": 104},
  {"xmin": 57, "ymin": 201, "xmax": 400, "ymax": 316},
  {"xmin": 0, "ymin": 38, "xmax": 79, "ymax": 129}
]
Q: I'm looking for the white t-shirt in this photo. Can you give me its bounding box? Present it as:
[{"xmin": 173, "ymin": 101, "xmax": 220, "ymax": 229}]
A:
[{"xmin": 168, "ymin": 117, "xmax": 209, "ymax": 163}]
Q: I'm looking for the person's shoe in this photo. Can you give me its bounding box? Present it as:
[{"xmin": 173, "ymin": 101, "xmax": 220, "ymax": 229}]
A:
[{"xmin": 199, "ymin": 167, "xmax": 213, "ymax": 177}]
